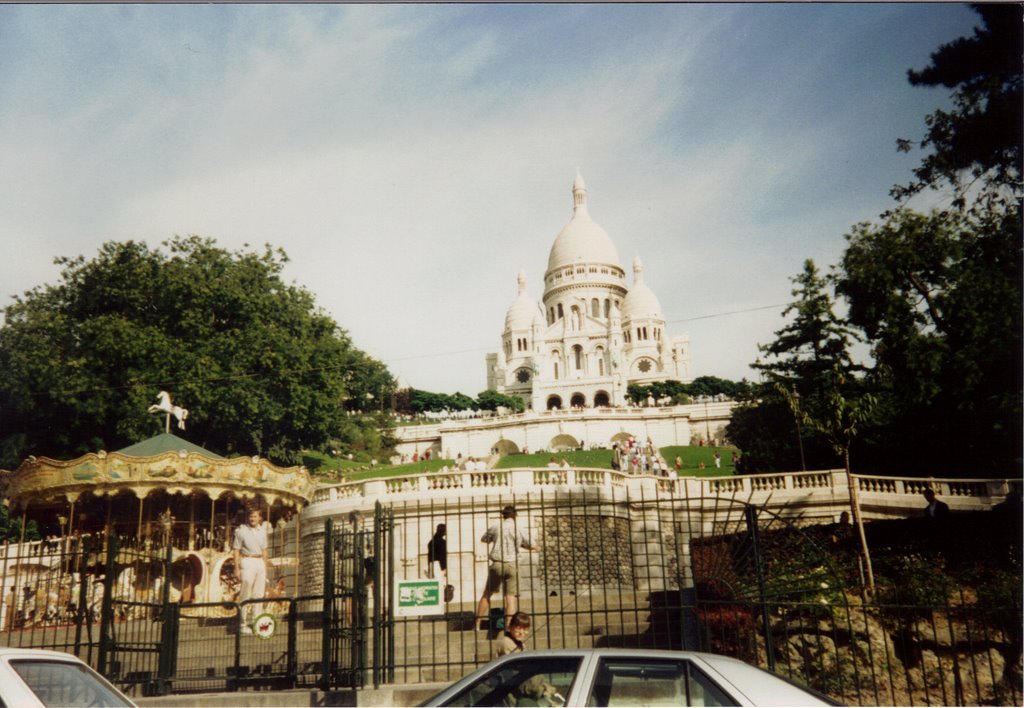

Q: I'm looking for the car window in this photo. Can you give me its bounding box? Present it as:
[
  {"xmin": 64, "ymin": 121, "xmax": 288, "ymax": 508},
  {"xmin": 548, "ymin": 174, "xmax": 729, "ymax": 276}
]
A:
[
  {"xmin": 443, "ymin": 656, "xmax": 581, "ymax": 707},
  {"xmin": 10, "ymin": 659, "xmax": 134, "ymax": 708},
  {"xmin": 587, "ymin": 658, "xmax": 736, "ymax": 707}
]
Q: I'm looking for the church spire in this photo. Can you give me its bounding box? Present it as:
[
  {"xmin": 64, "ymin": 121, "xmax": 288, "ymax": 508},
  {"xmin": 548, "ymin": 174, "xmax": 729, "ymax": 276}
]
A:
[
  {"xmin": 633, "ymin": 255, "xmax": 644, "ymax": 284},
  {"xmin": 572, "ymin": 167, "xmax": 588, "ymax": 215},
  {"xmin": 517, "ymin": 269, "xmax": 527, "ymax": 294}
]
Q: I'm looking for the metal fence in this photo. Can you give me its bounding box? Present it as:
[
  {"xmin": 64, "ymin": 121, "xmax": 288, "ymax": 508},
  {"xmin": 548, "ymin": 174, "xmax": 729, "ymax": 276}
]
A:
[{"xmin": 0, "ymin": 493, "xmax": 1019, "ymax": 706}]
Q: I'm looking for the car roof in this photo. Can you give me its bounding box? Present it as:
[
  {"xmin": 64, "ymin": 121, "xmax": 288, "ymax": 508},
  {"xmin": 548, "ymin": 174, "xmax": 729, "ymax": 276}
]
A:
[{"xmin": 0, "ymin": 648, "xmax": 91, "ymax": 662}]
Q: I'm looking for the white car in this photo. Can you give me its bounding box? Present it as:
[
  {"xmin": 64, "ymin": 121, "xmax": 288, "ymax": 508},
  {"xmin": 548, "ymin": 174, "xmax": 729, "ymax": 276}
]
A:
[
  {"xmin": 0, "ymin": 648, "xmax": 135, "ymax": 707},
  {"xmin": 421, "ymin": 649, "xmax": 837, "ymax": 707}
]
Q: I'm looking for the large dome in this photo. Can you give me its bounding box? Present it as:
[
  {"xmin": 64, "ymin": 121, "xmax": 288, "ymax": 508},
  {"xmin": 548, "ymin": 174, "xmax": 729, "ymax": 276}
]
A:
[
  {"xmin": 622, "ymin": 256, "xmax": 663, "ymax": 321},
  {"xmin": 546, "ymin": 171, "xmax": 622, "ymax": 273}
]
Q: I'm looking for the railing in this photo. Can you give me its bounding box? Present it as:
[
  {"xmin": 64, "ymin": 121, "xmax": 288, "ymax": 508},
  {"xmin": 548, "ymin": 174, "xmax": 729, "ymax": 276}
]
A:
[
  {"xmin": 390, "ymin": 401, "xmax": 739, "ymax": 441},
  {"xmin": 311, "ymin": 467, "xmax": 1018, "ymax": 519}
]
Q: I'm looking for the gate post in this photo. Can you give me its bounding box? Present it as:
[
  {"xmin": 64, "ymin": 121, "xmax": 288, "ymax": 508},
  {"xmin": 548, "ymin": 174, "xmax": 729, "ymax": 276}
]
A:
[
  {"xmin": 744, "ymin": 505, "xmax": 776, "ymax": 671},
  {"xmin": 320, "ymin": 518, "xmax": 334, "ymax": 691},
  {"xmin": 157, "ymin": 542, "xmax": 177, "ymax": 695},
  {"xmin": 97, "ymin": 533, "xmax": 118, "ymax": 677},
  {"xmin": 286, "ymin": 600, "xmax": 298, "ymax": 688},
  {"xmin": 73, "ymin": 535, "xmax": 92, "ymax": 655}
]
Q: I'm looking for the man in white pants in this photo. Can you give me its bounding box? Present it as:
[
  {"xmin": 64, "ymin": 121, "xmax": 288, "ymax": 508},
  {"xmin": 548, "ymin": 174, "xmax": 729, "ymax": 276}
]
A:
[{"xmin": 233, "ymin": 508, "xmax": 268, "ymax": 634}]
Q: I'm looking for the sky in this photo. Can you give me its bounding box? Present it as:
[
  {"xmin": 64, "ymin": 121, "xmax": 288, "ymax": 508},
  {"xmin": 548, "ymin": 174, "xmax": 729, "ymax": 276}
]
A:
[{"xmin": 0, "ymin": 3, "xmax": 980, "ymax": 396}]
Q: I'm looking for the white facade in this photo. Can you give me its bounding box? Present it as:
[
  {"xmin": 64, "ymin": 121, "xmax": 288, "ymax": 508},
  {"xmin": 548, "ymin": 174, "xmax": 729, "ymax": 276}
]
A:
[{"xmin": 487, "ymin": 171, "xmax": 690, "ymax": 411}]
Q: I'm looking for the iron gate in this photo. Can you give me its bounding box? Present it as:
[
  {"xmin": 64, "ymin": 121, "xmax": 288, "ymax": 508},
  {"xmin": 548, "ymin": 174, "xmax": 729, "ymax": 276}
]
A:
[{"xmin": 324, "ymin": 501, "xmax": 395, "ymax": 690}]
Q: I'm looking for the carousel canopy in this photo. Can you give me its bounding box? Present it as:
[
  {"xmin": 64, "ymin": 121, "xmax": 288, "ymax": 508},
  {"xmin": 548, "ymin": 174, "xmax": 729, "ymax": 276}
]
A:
[
  {"xmin": 0, "ymin": 433, "xmax": 313, "ymax": 509},
  {"xmin": 117, "ymin": 433, "xmax": 224, "ymax": 459}
]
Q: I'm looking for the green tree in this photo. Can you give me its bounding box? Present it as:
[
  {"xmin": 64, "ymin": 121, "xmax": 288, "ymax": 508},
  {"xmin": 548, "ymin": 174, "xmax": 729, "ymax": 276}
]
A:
[
  {"xmin": 0, "ymin": 237, "xmax": 394, "ymax": 467},
  {"xmin": 753, "ymin": 260, "xmax": 860, "ymax": 388},
  {"xmin": 476, "ymin": 390, "xmax": 525, "ymax": 413},
  {"xmin": 837, "ymin": 4, "xmax": 1022, "ymax": 474},
  {"xmin": 894, "ymin": 3, "xmax": 1022, "ymax": 205},
  {"xmin": 729, "ymin": 261, "xmax": 860, "ymax": 472},
  {"xmin": 837, "ymin": 203, "xmax": 1022, "ymax": 473},
  {"xmin": 781, "ymin": 365, "xmax": 878, "ymax": 592},
  {"xmin": 0, "ymin": 504, "xmax": 39, "ymax": 542}
]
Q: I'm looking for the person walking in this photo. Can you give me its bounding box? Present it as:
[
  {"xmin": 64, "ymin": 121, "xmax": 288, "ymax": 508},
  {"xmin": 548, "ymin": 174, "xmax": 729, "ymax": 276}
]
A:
[
  {"xmin": 427, "ymin": 523, "xmax": 448, "ymax": 583},
  {"xmin": 233, "ymin": 508, "xmax": 268, "ymax": 634},
  {"xmin": 476, "ymin": 505, "xmax": 535, "ymax": 629}
]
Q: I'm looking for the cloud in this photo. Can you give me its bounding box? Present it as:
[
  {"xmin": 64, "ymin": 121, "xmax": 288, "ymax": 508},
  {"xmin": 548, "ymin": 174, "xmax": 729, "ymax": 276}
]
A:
[{"xmin": 0, "ymin": 4, "xmax": 980, "ymax": 393}]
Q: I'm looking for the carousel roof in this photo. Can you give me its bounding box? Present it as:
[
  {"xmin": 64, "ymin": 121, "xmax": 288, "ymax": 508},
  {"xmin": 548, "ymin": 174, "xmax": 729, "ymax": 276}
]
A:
[
  {"xmin": 117, "ymin": 432, "xmax": 224, "ymax": 459},
  {"xmin": 0, "ymin": 433, "xmax": 313, "ymax": 509}
]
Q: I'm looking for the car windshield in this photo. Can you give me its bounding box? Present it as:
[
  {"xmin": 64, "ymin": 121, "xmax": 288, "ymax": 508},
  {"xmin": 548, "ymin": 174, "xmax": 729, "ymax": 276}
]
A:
[{"xmin": 10, "ymin": 659, "xmax": 133, "ymax": 708}]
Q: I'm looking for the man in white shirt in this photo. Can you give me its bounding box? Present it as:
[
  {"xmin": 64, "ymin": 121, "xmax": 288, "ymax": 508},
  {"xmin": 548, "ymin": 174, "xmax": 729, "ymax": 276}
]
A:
[
  {"xmin": 476, "ymin": 505, "xmax": 535, "ymax": 628},
  {"xmin": 233, "ymin": 509, "xmax": 268, "ymax": 634}
]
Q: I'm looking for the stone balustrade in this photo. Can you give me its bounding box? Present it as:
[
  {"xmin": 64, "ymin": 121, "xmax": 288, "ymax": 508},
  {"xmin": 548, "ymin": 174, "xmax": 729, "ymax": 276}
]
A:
[{"xmin": 308, "ymin": 466, "xmax": 1018, "ymax": 524}]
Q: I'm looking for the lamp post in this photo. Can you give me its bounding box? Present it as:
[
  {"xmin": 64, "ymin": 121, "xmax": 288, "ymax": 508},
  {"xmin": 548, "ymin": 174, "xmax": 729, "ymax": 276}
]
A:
[{"xmin": 792, "ymin": 385, "xmax": 807, "ymax": 472}]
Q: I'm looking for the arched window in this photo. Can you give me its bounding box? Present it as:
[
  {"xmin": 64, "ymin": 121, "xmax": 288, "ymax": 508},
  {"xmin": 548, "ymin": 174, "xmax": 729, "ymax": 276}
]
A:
[
  {"xmin": 604, "ymin": 299, "xmax": 610, "ymax": 318},
  {"xmin": 591, "ymin": 298, "xmax": 600, "ymax": 318},
  {"xmin": 553, "ymin": 362, "xmax": 559, "ymax": 379},
  {"xmin": 548, "ymin": 307, "xmax": 554, "ymax": 325},
  {"xmin": 557, "ymin": 303, "xmax": 564, "ymax": 319},
  {"xmin": 573, "ymin": 345, "xmax": 583, "ymax": 371},
  {"xmin": 596, "ymin": 346, "xmax": 605, "ymax": 376}
]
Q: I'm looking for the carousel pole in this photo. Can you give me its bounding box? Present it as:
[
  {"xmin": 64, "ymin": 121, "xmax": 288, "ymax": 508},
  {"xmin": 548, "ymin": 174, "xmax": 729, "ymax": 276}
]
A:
[
  {"xmin": 105, "ymin": 496, "xmax": 113, "ymax": 539},
  {"xmin": 204, "ymin": 495, "xmax": 215, "ymax": 607},
  {"xmin": 188, "ymin": 494, "xmax": 195, "ymax": 551},
  {"xmin": 137, "ymin": 495, "xmax": 145, "ymax": 543},
  {"xmin": 66, "ymin": 499, "xmax": 76, "ymax": 576},
  {"xmin": 293, "ymin": 505, "xmax": 301, "ymax": 597},
  {"xmin": 18, "ymin": 505, "xmax": 27, "ymax": 546}
]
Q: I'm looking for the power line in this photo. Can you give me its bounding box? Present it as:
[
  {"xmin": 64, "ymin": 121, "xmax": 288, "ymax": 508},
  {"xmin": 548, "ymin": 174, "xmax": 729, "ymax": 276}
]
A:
[{"xmin": 666, "ymin": 302, "xmax": 794, "ymax": 325}]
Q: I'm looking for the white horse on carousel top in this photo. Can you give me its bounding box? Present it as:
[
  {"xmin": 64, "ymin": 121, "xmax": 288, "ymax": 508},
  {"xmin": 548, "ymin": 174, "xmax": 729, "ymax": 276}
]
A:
[{"xmin": 148, "ymin": 391, "xmax": 189, "ymax": 431}]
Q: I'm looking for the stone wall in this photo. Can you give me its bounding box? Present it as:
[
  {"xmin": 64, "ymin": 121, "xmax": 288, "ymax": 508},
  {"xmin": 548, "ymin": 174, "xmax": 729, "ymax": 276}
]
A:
[{"xmin": 537, "ymin": 514, "xmax": 634, "ymax": 592}]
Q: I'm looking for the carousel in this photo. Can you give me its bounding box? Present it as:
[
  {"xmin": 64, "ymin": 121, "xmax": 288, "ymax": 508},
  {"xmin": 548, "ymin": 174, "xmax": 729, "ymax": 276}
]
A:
[{"xmin": 0, "ymin": 393, "xmax": 315, "ymax": 624}]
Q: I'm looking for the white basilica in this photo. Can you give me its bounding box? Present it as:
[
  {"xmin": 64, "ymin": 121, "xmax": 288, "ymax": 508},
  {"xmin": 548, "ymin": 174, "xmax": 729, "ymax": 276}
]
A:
[{"xmin": 486, "ymin": 171, "xmax": 691, "ymax": 411}]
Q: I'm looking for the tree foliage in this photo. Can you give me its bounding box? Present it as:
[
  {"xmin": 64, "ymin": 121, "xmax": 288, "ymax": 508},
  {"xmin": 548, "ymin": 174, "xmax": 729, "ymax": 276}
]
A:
[
  {"xmin": 729, "ymin": 261, "xmax": 860, "ymax": 473},
  {"xmin": 837, "ymin": 200, "xmax": 1022, "ymax": 472},
  {"xmin": 476, "ymin": 390, "xmax": 526, "ymax": 413},
  {"xmin": 753, "ymin": 260, "xmax": 860, "ymax": 388},
  {"xmin": 0, "ymin": 237, "xmax": 394, "ymax": 467},
  {"xmin": 734, "ymin": 6, "xmax": 1022, "ymax": 476},
  {"xmin": 626, "ymin": 376, "xmax": 751, "ymax": 405},
  {"xmin": 894, "ymin": 3, "xmax": 1022, "ymax": 204}
]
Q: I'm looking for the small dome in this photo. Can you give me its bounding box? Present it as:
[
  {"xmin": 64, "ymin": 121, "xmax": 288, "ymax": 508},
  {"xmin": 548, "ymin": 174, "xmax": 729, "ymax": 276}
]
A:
[
  {"xmin": 547, "ymin": 170, "xmax": 622, "ymax": 273},
  {"xmin": 622, "ymin": 256, "xmax": 663, "ymax": 321},
  {"xmin": 505, "ymin": 271, "xmax": 542, "ymax": 331}
]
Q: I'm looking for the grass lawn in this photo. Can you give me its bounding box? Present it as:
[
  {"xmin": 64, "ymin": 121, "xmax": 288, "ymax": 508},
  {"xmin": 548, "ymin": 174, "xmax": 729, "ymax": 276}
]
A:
[
  {"xmin": 305, "ymin": 445, "xmax": 740, "ymax": 482},
  {"xmin": 307, "ymin": 454, "xmax": 457, "ymax": 483},
  {"xmin": 659, "ymin": 445, "xmax": 737, "ymax": 478}
]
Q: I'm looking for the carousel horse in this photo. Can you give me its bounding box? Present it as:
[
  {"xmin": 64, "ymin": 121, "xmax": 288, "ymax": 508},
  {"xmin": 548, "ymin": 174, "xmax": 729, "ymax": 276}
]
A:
[{"xmin": 148, "ymin": 391, "xmax": 189, "ymax": 430}]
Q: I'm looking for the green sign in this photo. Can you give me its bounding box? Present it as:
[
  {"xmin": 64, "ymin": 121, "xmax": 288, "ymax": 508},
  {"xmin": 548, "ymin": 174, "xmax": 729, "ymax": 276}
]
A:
[{"xmin": 396, "ymin": 579, "xmax": 442, "ymax": 617}]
